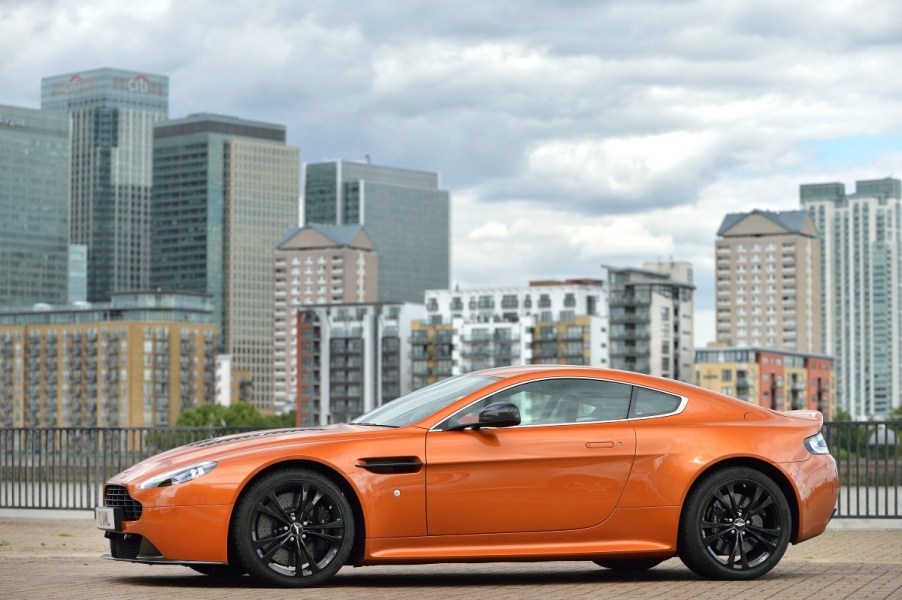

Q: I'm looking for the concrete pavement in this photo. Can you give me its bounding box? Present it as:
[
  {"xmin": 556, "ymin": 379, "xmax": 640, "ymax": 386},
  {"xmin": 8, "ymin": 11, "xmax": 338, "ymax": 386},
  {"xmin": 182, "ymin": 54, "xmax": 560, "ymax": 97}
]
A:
[{"xmin": 0, "ymin": 512, "xmax": 900, "ymax": 599}]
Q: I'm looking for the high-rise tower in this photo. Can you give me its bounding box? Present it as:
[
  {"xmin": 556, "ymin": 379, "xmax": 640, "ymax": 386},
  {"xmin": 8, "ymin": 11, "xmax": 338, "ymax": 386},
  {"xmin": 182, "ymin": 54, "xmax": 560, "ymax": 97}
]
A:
[
  {"xmin": 801, "ymin": 178, "xmax": 902, "ymax": 419},
  {"xmin": 0, "ymin": 105, "xmax": 70, "ymax": 306},
  {"xmin": 152, "ymin": 114, "xmax": 300, "ymax": 413},
  {"xmin": 714, "ymin": 210, "xmax": 821, "ymax": 353},
  {"xmin": 41, "ymin": 68, "xmax": 168, "ymax": 301},
  {"xmin": 304, "ymin": 159, "xmax": 450, "ymax": 303}
]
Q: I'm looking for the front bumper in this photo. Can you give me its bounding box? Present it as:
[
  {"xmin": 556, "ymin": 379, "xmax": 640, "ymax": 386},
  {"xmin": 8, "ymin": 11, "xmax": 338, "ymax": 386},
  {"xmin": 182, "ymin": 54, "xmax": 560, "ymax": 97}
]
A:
[{"xmin": 99, "ymin": 503, "xmax": 233, "ymax": 564}]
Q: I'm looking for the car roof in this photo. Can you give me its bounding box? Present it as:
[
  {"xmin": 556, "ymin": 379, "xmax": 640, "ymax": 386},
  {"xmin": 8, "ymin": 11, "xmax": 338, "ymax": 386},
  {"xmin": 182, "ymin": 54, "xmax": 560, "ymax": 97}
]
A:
[{"xmin": 477, "ymin": 365, "xmax": 769, "ymax": 415}]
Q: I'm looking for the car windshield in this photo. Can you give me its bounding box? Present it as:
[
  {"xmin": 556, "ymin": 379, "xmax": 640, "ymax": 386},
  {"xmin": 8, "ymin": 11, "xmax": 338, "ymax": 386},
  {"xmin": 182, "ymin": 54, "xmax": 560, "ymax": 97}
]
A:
[{"xmin": 351, "ymin": 373, "xmax": 501, "ymax": 427}]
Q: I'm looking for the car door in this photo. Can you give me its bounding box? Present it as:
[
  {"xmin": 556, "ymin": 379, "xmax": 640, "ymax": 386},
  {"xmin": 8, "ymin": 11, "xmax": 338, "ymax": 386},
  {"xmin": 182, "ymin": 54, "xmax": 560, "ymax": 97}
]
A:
[{"xmin": 425, "ymin": 377, "xmax": 636, "ymax": 536}]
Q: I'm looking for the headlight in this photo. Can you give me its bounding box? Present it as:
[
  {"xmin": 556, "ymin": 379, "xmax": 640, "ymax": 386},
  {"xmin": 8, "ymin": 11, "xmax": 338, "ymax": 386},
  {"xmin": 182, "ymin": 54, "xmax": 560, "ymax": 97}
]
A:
[
  {"xmin": 804, "ymin": 433, "xmax": 830, "ymax": 455},
  {"xmin": 139, "ymin": 461, "xmax": 218, "ymax": 489}
]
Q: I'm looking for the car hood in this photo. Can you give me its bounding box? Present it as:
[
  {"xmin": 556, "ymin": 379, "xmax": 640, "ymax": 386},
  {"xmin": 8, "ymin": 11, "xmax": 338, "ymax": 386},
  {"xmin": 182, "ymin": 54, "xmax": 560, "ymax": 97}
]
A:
[{"xmin": 110, "ymin": 423, "xmax": 394, "ymax": 485}]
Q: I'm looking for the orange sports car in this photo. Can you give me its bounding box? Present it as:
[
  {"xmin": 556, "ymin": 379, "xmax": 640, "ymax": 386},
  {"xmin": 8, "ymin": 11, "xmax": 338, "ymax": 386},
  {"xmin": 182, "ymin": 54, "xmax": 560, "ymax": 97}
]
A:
[{"xmin": 97, "ymin": 365, "xmax": 838, "ymax": 587}]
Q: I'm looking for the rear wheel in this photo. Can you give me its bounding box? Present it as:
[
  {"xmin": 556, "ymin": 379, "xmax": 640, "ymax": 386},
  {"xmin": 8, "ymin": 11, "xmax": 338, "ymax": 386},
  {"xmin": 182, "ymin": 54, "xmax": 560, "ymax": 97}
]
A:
[
  {"xmin": 679, "ymin": 467, "xmax": 791, "ymax": 580},
  {"xmin": 233, "ymin": 468, "xmax": 354, "ymax": 587},
  {"xmin": 594, "ymin": 558, "xmax": 664, "ymax": 571}
]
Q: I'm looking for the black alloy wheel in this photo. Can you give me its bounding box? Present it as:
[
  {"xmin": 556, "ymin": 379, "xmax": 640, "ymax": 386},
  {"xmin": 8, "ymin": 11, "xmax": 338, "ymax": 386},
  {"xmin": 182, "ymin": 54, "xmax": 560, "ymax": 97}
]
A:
[
  {"xmin": 678, "ymin": 467, "xmax": 791, "ymax": 580},
  {"xmin": 233, "ymin": 468, "xmax": 354, "ymax": 587}
]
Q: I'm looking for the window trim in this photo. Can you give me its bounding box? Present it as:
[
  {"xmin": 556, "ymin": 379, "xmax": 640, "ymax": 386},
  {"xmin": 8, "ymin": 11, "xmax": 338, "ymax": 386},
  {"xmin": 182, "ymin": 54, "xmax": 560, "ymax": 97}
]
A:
[{"xmin": 430, "ymin": 376, "xmax": 688, "ymax": 431}]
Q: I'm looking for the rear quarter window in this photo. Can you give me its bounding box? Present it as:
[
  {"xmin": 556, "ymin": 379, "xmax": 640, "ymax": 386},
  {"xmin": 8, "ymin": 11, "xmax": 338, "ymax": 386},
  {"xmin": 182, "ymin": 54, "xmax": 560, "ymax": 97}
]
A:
[{"xmin": 632, "ymin": 387, "xmax": 682, "ymax": 418}]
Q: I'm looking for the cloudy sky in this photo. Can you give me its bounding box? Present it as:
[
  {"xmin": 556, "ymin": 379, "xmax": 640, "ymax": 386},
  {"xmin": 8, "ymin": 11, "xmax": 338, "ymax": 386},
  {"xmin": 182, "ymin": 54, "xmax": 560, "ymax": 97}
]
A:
[{"xmin": 4, "ymin": 0, "xmax": 902, "ymax": 345}]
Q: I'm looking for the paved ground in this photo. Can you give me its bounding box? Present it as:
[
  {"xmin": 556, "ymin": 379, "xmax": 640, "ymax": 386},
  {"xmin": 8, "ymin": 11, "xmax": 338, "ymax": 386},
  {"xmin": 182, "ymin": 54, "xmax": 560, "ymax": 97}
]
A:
[{"xmin": 0, "ymin": 512, "xmax": 900, "ymax": 599}]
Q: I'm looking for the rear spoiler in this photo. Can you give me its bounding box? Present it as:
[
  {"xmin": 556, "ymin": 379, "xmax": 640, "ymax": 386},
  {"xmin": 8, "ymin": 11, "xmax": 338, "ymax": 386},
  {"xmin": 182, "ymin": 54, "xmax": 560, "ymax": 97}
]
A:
[{"xmin": 781, "ymin": 410, "xmax": 824, "ymax": 429}]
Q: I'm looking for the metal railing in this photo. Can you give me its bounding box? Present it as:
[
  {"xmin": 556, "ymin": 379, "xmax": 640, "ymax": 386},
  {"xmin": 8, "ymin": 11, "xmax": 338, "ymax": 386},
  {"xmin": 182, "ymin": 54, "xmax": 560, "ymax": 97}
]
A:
[
  {"xmin": 823, "ymin": 421, "xmax": 901, "ymax": 519},
  {"xmin": 0, "ymin": 422, "xmax": 899, "ymax": 517},
  {"xmin": 0, "ymin": 427, "xmax": 255, "ymax": 511}
]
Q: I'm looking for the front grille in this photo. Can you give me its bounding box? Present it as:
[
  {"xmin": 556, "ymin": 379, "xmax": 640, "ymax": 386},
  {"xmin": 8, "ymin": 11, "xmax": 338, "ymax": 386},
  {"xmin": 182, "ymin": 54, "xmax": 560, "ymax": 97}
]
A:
[
  {"xmin": 104, "ymin": 485, "xmax": 143, "ymax": 521},
  {"xmin": 110, "ymin": 533, "xmax": 143, "ymax": 559}
]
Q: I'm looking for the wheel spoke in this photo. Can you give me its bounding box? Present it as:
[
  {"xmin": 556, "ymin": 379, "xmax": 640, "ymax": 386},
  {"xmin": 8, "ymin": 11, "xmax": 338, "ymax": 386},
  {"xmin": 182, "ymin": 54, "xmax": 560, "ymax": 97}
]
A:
[
  {"xmin": 300, "ymin": 485, "xmax": 325, "ymax": 522},
  {"xmin": 304, "ymin": 519, "xmax": 343, "ymax": 531},
  {"xmin": 745, "ymin": 527, "xmax": 780, "ymax": 550},
  {"xmin": 258, "ymin": 492, "xmax": 292, "ymax": 526},
  {"xmin": 295, "ymin": 538, "xmax": 321, "ymax": 576},
  {"xmin": 737, "ymin": 536, "xmax": 749, "ymax": 569},
  {"xmin": 747, "ymin": 493, "xmax": 774, "ymax": 517},
  {"xmin": 714, "ymin": 487, "xmax": 737, "ymax": 518},
  {"xmin": 702, "ymin": 526, "xmax": 733, "ymax": 545},
  {"xmin": 252, "ymin": 529, "xmax": 288, "ymax": 549},
  {"xmin": 725, "ymin": 535, "xmax": 740, "ymax": 567},
  {"xmin": 304, "ymin": 529, "xmax": 342, "ymax": 545},
  {"xmin": 722, "ymin": 533, "xmax": 751, "ymax": 569},
  {"xmin": 257, "ymin": 533, "xmax": 290, "ymax": 562}
]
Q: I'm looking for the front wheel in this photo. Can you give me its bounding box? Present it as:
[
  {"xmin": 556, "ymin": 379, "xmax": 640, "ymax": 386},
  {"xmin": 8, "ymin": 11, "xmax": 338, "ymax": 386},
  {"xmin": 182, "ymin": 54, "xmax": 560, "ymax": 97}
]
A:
[
  {"xmin": 233, "ymin": 468, "xmax": 355, "ymax": 587},
  {"xmin": 678, "ymin": 467, "xmax": 791, "ymax": 580}
]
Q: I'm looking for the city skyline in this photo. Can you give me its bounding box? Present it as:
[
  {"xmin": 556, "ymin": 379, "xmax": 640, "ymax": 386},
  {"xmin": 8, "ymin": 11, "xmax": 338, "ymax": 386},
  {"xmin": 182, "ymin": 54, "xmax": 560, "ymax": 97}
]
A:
[{"xmin": 5, "ymin": 1, "xmax": 902, "ymax": 346}]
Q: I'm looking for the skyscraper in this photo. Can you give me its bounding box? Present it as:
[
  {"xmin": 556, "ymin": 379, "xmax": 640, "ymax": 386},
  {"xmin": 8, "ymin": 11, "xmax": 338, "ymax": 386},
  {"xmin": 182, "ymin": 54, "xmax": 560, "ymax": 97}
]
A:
[
  {"xmin": 0, "ymin": 105, "xmax": 70, "ymax": 307},
  {"xmin": 304, "ymin": 159, "xmax": 450, "ymax": 303},
  {"xmin": 273, "ymin": 224, "xmax": 379, "ymax": 413},
  {"xmin": 152, "ymin": 114, "xmax": 300, "ymax": 413},
  {"xmin": 606, "ymin": 262, "xmax": 695, "ymax": 383},
  {"xmin": 41, "ymin": 68, "xmax": 169, "ymax": 301},
  {"xmin": 801, "ymin": 178, "xmax": 902, "ymax": 419},
  {"xmin": 715, "ymin": 210, "xmax": 821, "ymax": 353}
]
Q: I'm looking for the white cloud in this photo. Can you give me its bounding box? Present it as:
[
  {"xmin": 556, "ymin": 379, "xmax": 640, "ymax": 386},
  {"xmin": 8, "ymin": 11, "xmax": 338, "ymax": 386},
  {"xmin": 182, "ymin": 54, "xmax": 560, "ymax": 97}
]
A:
[
  {"xmin": 527, "ymin": 131, "xmax": 719, "ymax": 201},
  {"xmin": 468, "ymin": 221, "xmax": 509, "ymax": 241},
  {"xmin": 6, "ymin": 0, "xmax": 902, "ymax": 346}
]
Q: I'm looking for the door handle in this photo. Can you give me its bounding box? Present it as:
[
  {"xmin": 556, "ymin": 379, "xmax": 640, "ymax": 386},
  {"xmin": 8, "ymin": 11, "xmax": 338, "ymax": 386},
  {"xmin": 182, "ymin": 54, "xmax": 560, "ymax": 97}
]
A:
[{"xmin": 585, "ymin": 441, "xmax": 615, "ymax": 448}]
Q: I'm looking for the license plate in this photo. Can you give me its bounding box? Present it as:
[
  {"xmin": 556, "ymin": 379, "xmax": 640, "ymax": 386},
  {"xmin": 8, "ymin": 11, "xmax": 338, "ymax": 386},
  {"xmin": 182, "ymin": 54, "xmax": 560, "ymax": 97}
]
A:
[{"xmin": 95, "ymin": 506, "xmax": 121, "ymax": 531}]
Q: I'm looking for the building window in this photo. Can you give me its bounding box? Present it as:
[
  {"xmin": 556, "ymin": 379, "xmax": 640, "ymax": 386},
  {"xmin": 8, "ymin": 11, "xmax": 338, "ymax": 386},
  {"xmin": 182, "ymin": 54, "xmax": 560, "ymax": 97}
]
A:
[{"xmin": 477, "ymin": 295, "xmax": 495, "ymax": 309}]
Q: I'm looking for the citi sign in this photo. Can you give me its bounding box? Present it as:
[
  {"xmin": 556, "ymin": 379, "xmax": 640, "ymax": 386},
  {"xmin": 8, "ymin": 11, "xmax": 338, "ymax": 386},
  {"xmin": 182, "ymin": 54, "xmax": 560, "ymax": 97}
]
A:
[
  {"xmin": 127, "ymin": 74, "xmax": 150, "ymax": 93},
  {"xmin": 63, "ymin": 74, "xmax": 83, "ymax": 94}
]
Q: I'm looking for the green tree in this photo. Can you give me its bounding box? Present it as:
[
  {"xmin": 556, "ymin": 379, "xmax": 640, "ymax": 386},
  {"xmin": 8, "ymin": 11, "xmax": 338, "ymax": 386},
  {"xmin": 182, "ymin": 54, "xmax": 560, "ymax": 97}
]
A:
[
  {"xmin": 176, "ymin": 403, "xmax": 230, "ymax": 427},
  {"xmin": 224, "ymin": 402, "xmax": 267, "ymax": 427},
  {"xmin": 176, "ymin": 402, "xmax": 273, "ymax": 427},
  {"xmin": 263, "ymin": 411, "xmax": 297, "ymax": 428}
]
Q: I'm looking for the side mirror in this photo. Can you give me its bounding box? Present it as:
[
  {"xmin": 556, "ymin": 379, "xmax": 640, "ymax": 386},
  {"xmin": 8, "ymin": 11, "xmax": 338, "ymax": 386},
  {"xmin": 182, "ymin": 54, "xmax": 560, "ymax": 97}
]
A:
[{"xmin": 476, "ymin": 402, "xmax": 520, "ymax": 429}]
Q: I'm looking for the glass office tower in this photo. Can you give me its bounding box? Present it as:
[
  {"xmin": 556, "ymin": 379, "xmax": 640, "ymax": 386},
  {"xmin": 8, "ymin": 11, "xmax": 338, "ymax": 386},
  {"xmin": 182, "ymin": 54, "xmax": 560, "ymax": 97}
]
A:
[
  {"xmin": 152, "ymin": 114, "xmax": 300, "ymax": 413},
  {"xmin": 41, "ymin": 68, "xmax": 168, "ymax": 301},
  {"xmin": 801, "ymin": 178, "xmax": 902, "ymax": 419},
  {"xmin": 305, "ymin": 160, "xmax": 450, "ymax": 303},
  {"xmin": 0, "ymin": 105, "xmax": 70, "ymax": 307}
]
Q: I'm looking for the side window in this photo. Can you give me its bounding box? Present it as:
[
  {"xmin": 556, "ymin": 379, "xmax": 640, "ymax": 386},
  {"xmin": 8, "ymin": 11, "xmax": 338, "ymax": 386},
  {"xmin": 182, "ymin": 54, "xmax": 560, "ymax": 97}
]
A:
[
  {"xmin": 632, "ymin": 387, "xmax": 682, "ymax": 418},
  {"xmin": 441, "ymin": 378, "xmax": 632, "ymax": 428}
]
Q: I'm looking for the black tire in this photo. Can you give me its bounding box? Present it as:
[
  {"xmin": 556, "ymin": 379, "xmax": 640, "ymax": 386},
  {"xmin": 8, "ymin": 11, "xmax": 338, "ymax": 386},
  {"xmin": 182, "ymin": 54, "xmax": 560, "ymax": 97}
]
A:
[
  {"xmin": 188, "ymin": 564, "xmax": 245, "ymax": 578},
  {"xmin": 594, "ymin": 558, "xmax": 664, "ymax": 571},
  {"xmin": 678, "ymin": 467, "xmax": 791, "ymax": 580},
  {"xmin": 233, "ymin": 468, "xmax": 354, "ymax": 587}
]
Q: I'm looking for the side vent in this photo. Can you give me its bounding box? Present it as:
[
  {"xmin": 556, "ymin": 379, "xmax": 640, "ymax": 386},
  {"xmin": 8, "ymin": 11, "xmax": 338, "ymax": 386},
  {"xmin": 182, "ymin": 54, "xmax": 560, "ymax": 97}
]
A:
[{"xmin": 355, "ymin": 457, "xmax": 423, "ymax": 474}]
